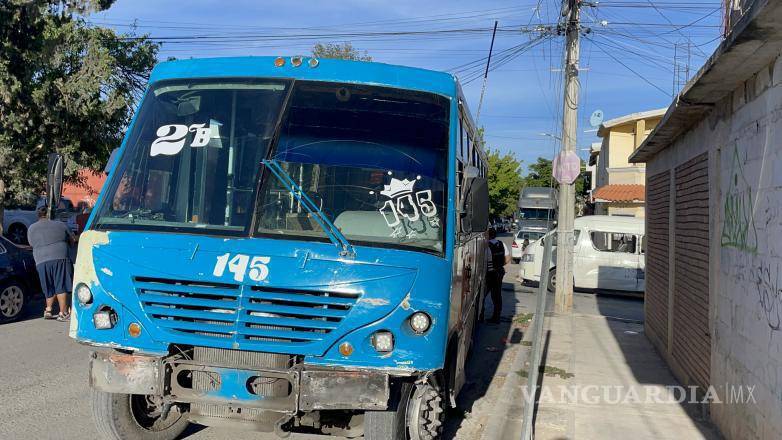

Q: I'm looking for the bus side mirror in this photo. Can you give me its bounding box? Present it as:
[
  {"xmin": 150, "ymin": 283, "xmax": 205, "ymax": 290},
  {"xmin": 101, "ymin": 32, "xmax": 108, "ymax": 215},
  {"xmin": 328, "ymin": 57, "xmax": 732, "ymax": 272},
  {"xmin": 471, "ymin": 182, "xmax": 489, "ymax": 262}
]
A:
[
  {"xmin": 46, "ymin": 153, "xmax": 65, "ymax": 219},
  {"xmin": 461, "ymin": 177, "xmax": 489, "ymax": 233},
  {"xmin": 105, "ymin": 148, "xmax": 119, "ymax": 174}
]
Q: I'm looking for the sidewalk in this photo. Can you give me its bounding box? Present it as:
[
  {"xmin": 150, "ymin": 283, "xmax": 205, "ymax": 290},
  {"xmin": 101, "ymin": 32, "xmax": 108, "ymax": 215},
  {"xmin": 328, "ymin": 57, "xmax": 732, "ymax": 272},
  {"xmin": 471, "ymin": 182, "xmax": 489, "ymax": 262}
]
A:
[{"xmin": 532, "ymin": 310, "xmax": 721, "ymax": 440}]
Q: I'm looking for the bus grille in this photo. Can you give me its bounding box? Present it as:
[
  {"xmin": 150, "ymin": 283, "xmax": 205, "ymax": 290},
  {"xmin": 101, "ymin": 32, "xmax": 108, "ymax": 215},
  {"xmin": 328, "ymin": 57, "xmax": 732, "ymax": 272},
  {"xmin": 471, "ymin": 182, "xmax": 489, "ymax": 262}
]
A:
[{"xmin": 134, "ymin": 277, "xmax": 359, "ymax": 348}]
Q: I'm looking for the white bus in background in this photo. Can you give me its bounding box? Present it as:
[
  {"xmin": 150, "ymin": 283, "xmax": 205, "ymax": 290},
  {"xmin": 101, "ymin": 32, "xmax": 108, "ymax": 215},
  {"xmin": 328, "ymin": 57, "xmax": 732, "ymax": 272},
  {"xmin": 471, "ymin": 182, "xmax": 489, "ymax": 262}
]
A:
[{"xmin": 518, "ymin": 215, "xmax": 645, "ymax": 293}]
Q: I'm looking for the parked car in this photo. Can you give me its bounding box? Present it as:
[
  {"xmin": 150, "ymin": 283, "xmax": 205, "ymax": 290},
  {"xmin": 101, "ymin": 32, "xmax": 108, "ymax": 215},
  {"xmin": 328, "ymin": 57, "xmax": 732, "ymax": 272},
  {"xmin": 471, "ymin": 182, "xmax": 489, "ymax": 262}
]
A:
[
  {"xmin": 511, "ymin": 229, "xmax": 546, "ymax": 263},
  {"xmin": 518, "ymin": 215, "xmax": 645, "ymax": 293},
  {"xmin": 3, "ymin": 197, "xmax": 79, "ymax": 245},
  {"xmin": 0, "ymin": 236, "xmax": 40, "ymax": 323}
]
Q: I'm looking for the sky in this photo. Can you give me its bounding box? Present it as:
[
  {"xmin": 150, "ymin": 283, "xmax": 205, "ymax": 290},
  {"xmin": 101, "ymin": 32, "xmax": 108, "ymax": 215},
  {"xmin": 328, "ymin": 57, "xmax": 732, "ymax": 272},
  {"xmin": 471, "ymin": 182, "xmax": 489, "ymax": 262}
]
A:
[{"xmin": 91, "ymin": 0, "xmax": 724, "ymax": 172}]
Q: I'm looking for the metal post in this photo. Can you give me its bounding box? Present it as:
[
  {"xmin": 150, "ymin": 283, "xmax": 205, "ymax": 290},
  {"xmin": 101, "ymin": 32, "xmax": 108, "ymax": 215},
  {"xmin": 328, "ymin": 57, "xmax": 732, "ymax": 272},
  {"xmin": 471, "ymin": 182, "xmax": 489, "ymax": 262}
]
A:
[
  {"xmin": 554, "ymin": 0, "xmax": 581, "ymax": 314},
  {"xmin": 520, "ymin": 232, "xmax": 554, "ymax": 440}
]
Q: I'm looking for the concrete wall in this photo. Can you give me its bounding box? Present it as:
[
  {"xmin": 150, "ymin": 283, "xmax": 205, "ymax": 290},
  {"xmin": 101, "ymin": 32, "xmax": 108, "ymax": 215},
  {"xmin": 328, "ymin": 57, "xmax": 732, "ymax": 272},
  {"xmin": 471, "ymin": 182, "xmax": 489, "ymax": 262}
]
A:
[
  {"xmin": 607, "ymin": 131, "xmax": 635, "ymax": 169},
  {"xmin": 607, "ymin": 204, "xmax": 644, "ymax": 218},
  {"xmin": 606, "ymin": 167, "xmax": 645, "ymax": 185},
  {"xmin": 596, "ymin": 138, "xmax": 610, "ymax": 189},
  {"xmin": 645, "ymin": 54, "xmax": 782, "ymax": 440}
]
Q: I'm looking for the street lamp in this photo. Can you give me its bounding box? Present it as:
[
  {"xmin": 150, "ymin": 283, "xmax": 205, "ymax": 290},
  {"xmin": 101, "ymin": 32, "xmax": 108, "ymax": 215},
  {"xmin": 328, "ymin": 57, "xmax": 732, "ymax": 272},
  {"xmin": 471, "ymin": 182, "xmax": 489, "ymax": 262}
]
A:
[{"xmin": 538, "ymin": 132, "xmax": 562, "ymax": 141}]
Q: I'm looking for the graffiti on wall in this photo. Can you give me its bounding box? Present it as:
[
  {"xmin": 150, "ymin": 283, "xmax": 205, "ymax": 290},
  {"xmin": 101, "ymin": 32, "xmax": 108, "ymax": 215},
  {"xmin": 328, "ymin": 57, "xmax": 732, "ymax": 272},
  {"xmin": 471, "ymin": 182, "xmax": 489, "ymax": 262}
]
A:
[
  {"xmin": 721, "ymin": 147, "xmax": 758, "ymax": 253},
  {"xmin": 752, "ymin": 262, "xmax": 782, "ymax": 332}
]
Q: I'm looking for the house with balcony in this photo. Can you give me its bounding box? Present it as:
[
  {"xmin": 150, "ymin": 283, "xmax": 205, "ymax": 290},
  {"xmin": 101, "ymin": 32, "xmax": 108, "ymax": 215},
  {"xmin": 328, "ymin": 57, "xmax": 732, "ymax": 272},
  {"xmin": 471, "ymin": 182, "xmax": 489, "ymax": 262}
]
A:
[{"xmin": 591, "ymin": 108, "xmax": 666, "ymax": 217}]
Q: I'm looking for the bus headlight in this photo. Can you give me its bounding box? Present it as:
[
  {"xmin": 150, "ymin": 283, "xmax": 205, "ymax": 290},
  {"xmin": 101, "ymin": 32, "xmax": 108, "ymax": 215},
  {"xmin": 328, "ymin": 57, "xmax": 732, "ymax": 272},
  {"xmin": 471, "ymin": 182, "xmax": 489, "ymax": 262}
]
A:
[
  {"xmin": 409, "ymin": 312, "xmax": 432, "ymax": 334},
  {"xmin": 93, "ymin": 307, "xmax": 118, "ymax": 330},
  {"xmin": 521, "ymin": 254, "xmax": 535, "ymax": 263},
  {"xmin": 76, "ymin": 284, "xmax": 93, "ymax": 305},
  {"xmin": 371, "ymin": 331, "xmax": 394, "ymax": 353}
]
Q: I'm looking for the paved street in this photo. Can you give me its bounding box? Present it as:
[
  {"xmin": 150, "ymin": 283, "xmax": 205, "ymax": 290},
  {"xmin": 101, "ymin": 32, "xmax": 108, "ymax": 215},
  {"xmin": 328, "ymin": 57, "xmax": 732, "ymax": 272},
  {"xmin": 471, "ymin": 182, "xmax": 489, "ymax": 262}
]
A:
[{"xmin": 0, "ymin": 234, "xmax": 646, "ymax": 440}]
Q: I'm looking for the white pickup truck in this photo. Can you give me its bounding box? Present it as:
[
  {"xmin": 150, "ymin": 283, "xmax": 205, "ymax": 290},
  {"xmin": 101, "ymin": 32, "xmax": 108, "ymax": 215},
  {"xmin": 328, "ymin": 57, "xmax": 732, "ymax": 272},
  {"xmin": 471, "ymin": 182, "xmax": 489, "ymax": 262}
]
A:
[{"xmin": 3, "ymin": 197, "xmax": 79, "ymax": 245}]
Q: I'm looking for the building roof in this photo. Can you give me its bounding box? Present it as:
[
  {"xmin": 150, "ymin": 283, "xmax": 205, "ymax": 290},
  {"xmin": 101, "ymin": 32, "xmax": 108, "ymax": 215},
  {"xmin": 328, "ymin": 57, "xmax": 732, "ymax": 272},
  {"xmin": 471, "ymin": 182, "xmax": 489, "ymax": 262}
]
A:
[
  {"xmin": 597, "ymin": 108, "xmax": 667, "ymax": 137},
  {"xmin": 630, "ymin": 0, "xmax": 782, "ymax": 163},
  {"xmin": 593, "ymin": 184, "xmax": 645, "ymax": 203}
]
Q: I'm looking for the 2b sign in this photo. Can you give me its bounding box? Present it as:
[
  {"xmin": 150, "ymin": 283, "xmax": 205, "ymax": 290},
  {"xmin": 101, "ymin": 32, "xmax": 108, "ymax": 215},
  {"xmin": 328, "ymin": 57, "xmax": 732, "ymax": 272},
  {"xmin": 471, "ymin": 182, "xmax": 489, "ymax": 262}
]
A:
[
  {"xmin": 150, "ymin": 123, "xmax": 212, "ymax": 157},
  {"xmin": 213, "ymin": 253, "xmax": 270, "ymax": 282}
]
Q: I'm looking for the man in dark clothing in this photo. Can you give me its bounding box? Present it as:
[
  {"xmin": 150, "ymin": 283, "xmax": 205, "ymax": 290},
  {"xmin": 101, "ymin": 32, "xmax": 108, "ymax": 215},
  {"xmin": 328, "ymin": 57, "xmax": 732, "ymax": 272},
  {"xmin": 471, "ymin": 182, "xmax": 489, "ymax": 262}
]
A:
[
  {"xmin": 484, "ymin": 227, "xmax": 510, "ymax": 323},
  {"xmin": 28, "ymin": 206, "xmax": 76, "ymax": 321}
]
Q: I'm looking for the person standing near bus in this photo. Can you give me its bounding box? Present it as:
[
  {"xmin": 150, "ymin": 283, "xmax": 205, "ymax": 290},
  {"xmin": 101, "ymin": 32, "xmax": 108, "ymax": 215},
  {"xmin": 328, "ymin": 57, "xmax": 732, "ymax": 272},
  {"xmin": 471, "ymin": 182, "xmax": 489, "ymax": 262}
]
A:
[
  {"xmin": 484, "ymin": 227, "xmax": 510, "ymax": 323},
  {"xmin": 28, "ymin": 206, "xmax": 76, "ymax": 321}
]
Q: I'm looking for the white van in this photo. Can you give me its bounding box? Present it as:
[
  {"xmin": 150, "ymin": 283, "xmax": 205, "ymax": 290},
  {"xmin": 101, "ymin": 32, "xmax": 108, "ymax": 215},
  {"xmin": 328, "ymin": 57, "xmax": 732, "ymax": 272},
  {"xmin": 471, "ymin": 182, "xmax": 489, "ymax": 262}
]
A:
[{"xmin": 518, "ymin": 215, "xmax": 645, "ymax": 293}]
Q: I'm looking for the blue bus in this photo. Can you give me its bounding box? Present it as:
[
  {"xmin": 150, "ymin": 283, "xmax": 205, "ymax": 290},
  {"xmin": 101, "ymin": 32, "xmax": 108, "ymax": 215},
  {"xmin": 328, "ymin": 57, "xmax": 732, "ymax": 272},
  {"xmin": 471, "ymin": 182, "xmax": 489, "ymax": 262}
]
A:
[{"xmin": 66, "ymin": 56, "xmax": 489, "ymax": 439}]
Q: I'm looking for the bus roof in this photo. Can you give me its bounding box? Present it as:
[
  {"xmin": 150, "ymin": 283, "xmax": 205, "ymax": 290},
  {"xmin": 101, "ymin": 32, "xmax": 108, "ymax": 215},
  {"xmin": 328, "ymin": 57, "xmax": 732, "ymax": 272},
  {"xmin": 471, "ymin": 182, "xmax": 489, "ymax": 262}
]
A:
[{"xmin": 149, "ymin": 56, "xmax": 459, "ymax": 97}]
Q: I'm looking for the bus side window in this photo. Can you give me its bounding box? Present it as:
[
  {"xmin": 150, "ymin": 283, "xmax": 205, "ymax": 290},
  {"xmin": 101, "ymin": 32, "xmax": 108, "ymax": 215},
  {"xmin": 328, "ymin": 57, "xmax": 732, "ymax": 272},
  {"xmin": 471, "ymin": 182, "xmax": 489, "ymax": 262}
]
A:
[
  {"xmin": 460, "ymin": 118, "xmax": 465, "ymax": 160},
  {"xmin": 466, "ymin": 131, "xmax": 472, "ymax": 164},
  {"xmin": 457, "ymin": 160, "xmax": 464, "ymax": 208}
]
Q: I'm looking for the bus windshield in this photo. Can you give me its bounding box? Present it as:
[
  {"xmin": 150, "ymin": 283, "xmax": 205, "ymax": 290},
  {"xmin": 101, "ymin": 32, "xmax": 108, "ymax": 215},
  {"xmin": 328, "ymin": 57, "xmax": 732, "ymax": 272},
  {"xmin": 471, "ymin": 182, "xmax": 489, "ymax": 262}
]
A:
[
  {"xmin": 256, "ymin": 81, "xmax": 449, "ymax": 253},
  {"xmin": 93, "ymin": 79, "xmax": 450, "ymax": 253}
]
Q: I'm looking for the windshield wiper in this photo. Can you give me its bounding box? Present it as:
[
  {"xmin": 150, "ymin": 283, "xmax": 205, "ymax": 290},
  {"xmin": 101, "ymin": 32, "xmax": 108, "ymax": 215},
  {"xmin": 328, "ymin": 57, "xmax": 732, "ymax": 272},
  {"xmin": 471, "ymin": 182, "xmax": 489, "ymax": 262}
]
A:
[{"xmin": 262, "ymin": 159, "xmax": 355, "ymax": 258}]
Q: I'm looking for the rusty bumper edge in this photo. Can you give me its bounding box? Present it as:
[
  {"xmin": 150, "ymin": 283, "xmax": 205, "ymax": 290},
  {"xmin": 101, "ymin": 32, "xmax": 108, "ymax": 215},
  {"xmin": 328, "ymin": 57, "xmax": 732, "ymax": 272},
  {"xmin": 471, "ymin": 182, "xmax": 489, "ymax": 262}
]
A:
[
  {"xmin": 89, "ymin": 351, "xmax": 392, "ymax": 411},
  {"xmin": 89, "ymin": 351, "xmax": 163, "ymax": 395},
  {"xmin": 300, "ymin": 369, "xmax": 390, "ymax": 411}
]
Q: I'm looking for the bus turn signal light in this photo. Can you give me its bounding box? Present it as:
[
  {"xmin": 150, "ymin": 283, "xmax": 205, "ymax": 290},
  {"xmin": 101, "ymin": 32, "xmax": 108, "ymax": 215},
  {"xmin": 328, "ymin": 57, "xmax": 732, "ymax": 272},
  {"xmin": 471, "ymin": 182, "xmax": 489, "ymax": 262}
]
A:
[
  {"xmin": 128, "ymin": 323, "xmax": 142, "ymax": 338},
  {"xmin": 339, "ymin": 342, "xmax": 354, "ymax": 356}
]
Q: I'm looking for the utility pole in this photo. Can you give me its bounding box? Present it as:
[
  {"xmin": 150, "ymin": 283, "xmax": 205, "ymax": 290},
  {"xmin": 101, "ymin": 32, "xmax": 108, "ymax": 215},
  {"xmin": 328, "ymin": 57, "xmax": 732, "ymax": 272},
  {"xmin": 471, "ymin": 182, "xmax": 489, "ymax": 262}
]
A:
[{"xmin": 554, "ymin": 0, "xmax": 581, "ymax": 313}]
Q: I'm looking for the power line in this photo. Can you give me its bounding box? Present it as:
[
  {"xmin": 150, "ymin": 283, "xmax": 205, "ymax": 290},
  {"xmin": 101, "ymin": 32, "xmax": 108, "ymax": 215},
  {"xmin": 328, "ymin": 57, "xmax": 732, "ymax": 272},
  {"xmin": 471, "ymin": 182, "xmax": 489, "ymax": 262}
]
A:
[{"xmin": 588, "ymin": 35, "xmax": 671, "ymax": 97}]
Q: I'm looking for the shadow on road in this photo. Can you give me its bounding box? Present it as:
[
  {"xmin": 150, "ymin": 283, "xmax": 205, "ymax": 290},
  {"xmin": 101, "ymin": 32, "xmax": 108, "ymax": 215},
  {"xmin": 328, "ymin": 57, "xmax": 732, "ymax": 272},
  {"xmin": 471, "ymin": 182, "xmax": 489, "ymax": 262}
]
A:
[{"xmin": 442, "ymin": 279, "xmax": 521, "ymax": 439}]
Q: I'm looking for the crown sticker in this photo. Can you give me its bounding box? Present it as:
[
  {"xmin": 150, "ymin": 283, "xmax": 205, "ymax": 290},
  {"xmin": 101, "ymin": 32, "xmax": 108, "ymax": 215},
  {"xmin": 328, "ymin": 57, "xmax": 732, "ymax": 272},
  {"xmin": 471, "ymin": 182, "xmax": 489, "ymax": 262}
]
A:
[{"xmin": 380, "ymin": 177, "xmax": 419, "ymax": 198}]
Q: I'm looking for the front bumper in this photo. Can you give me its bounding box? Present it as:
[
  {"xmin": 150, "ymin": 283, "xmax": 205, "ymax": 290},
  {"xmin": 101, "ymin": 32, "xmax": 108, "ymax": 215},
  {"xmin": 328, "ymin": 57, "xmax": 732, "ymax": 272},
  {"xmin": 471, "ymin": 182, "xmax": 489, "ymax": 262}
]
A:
[
  {"xmin": 89, "ymin": 350, "xmax": 392, "ymax": 414},
  {"xmin": 518, "ymin": 263, "xmax": 541, "ymax": 282}
]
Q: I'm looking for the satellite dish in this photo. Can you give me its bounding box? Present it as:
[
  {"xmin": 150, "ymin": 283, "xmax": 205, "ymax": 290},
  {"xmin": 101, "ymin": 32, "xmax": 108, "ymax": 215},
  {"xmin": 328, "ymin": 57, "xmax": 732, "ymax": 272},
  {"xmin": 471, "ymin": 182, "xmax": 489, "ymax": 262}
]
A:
[{"xmin": 590, "ymin": 109, "xmax": 604, "ymax": 128}]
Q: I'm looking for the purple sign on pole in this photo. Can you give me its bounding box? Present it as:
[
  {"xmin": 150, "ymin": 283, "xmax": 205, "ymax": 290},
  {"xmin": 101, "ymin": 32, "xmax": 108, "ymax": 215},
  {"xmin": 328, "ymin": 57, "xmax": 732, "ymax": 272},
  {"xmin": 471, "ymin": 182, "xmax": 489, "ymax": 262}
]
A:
[{"xmin": 553, "ymin": 151, "xmax": 581, "ymax": 185}]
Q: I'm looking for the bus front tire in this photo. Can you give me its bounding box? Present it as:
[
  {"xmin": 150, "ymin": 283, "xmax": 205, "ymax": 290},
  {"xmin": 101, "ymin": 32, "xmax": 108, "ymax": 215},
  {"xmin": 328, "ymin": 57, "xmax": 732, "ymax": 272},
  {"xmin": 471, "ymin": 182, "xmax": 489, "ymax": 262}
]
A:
[
  {"xmin": 364, "ymin": 381, "xmax": 445, "ymax": 440},
  {"xmin": 91, "ymin": 389, "xmax": 190, "ymax": 440}
]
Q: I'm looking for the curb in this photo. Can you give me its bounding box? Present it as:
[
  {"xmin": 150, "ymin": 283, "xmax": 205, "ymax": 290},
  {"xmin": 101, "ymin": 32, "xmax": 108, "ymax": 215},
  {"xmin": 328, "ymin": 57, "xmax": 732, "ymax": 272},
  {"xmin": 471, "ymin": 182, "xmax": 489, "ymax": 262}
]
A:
[{"xmin": 479, "ymin": 317, "xmax": 534, "ymax": 440}]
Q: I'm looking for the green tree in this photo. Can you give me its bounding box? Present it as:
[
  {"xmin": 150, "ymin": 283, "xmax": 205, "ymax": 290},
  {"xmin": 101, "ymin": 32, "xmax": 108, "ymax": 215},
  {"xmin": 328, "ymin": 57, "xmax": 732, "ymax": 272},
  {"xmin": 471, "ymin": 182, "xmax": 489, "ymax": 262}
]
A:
[
  {"xmin": 312, "ymin": 42, "xmax": 372, "ymax": 61},
  {"xmin": 519, "ymin": 157, "xmax": 589, "ymax": 206},
  {"xmin": 0, "ymin": 0, "xmax": 158, "ymax": 229},
  {"xmin": 486, "ymin": 148, "xmax": 523, "ymax": 218}
]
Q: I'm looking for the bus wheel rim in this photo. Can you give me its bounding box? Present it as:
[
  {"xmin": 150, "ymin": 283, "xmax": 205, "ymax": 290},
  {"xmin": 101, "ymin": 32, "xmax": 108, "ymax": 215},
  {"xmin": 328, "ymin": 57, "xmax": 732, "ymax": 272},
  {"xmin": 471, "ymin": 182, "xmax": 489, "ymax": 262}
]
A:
[{"xmin": 407, "ymin": 382, "xmax": 444, "ymax": 440}]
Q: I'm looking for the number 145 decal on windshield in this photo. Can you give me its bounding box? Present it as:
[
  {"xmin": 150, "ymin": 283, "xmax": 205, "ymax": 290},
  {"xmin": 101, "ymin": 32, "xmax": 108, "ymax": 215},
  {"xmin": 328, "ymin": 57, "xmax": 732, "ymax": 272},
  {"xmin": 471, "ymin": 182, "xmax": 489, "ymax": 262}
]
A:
[{"xmin": 213, "ymin": 253, "xmax": 270, "ymax": 282}]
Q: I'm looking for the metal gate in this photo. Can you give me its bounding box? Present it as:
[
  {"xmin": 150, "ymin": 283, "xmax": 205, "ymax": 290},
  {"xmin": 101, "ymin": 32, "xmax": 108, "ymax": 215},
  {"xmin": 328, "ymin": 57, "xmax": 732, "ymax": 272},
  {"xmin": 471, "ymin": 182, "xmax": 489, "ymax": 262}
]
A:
[
  {"xmin": 645, "ymin": 170, "xmax": 671, "ymax": 350},
  {"xmin": 672, "ymin": 153, "xmax": 710, "ymax": 390}
]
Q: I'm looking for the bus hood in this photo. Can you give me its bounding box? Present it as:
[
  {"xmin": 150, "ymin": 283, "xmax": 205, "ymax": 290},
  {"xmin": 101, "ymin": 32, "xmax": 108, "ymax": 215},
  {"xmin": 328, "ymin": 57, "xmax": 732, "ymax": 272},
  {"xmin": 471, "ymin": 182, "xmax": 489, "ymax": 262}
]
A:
[{"xmin": 72, "ymin": 230, "xmax": 449, "ymax": 358}]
